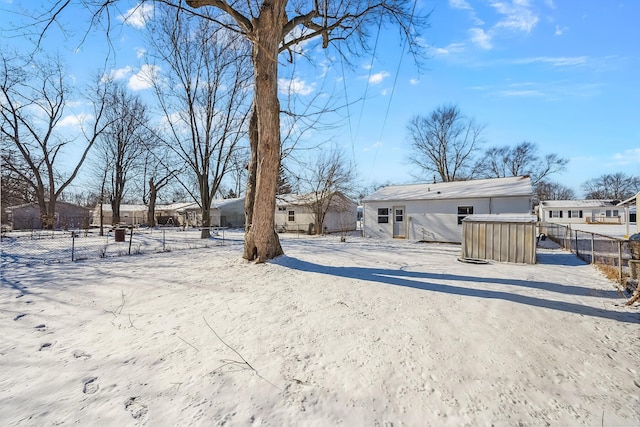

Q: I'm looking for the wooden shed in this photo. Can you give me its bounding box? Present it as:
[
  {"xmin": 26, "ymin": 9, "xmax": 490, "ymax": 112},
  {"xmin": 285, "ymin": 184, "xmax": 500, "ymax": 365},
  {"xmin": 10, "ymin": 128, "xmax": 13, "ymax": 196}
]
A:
[{"xmin": 461, "ymin": 214, "xmax": 538, "ymax": 264}]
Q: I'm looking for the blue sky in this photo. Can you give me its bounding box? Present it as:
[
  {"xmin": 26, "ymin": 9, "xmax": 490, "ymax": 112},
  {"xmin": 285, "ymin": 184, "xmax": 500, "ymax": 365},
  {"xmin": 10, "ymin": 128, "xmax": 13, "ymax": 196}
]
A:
[{"xmin": 1, "ymin": 0, "xmax": 638, "ymax": 198}]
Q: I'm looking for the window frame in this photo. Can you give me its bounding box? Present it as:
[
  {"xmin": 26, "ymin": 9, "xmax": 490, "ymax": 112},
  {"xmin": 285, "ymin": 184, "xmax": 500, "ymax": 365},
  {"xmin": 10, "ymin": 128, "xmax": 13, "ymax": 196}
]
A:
[
  {"xmin": 377, "ymin": 208, "xmax": 389, "ymax": 224},
  {"xmin": 457, "ymin": 206, "xmax": 473, "ymax": 225}
]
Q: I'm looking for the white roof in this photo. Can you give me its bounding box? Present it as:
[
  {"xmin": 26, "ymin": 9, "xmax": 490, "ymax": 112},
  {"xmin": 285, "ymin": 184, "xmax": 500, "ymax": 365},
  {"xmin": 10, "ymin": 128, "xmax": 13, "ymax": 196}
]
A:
[
  {"xmin": 463, "ymin": 214, "xmax": 538, "ymax": 223},
  {"xmin": 156, "ymin": 202, "xmax": 199, "ymax": 211},
  {"xmin": 539, "ymin": 200, "xmax": 617, "ymax": 209},
  {"xmin": 211, "ymin": 197, "xmax": 245, "ymax": 209},
  {"xmin": 363, "ymin": 176, "xmax": 531, "ymax": 203}
]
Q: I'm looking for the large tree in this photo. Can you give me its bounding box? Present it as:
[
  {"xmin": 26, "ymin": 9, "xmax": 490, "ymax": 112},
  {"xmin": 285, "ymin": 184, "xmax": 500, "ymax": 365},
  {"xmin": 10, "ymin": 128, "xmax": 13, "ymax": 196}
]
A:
[
  {"xmin": 0, "ymin": 53, "xmax": 108, "ymax": 229},
  {"xmin": 185, "ymin": 0, "xmax": 427, "ymax": 261},
  {"xmin": 407, "ymin": 104, "xmax": 485, "ymax": 182},
  {"xmin": 581, "ymin": 172, "xmax": 640, "ymax": 200},
  {"xmin": 478, "ymin": 141, "xmax": 569, "ymax": 186}
]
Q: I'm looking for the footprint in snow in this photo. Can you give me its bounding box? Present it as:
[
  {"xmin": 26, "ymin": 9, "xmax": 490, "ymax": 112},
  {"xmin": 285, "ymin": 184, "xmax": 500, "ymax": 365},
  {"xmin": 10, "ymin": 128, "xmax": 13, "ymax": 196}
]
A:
[
  {"xmin": 83, "ymin": 377, "xmax": 99, "ymax": 394},
  {"xmin": 34, "ymin": 324, "xmax": 46, "ymax": 331},
  {"xmin": 73, "ymin": 350, "xmax": 92, "ymax": 359},
  {"xmin": 39, "ymin": 343, "xmax": 52, "ymax": 351},
  {"xmin": 125, "ymin": 397, "xmax": 148, "ymax": 420},
  {"xmin": 14, "ymin": 314, "xmax": 26, "ymax": 321}
]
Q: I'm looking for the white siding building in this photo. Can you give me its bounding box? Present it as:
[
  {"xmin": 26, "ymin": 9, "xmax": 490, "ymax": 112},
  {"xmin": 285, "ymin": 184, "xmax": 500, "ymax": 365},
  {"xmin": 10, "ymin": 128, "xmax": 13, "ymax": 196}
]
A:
[
  {"xmin": 362, "ymin": 176, "xmax": 532, "ymax": 243},
  {"xmin": 537, "ymin": 200, "xmax": 627, "ymax": 225}
]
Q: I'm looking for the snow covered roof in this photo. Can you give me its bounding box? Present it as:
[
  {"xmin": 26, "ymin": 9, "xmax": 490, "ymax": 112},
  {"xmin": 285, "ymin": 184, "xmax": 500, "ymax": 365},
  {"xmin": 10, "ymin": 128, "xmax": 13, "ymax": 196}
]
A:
[
  {"xmin": 538, "ymin": 200, "xmax": 617, "ymax": 209},
  {"xmin": 362, "ymin": 176, "xmax": 531, "ymax": 203},
  {"xmin": 463, "ymin": 214, "xmax": 538, "ymax": 223},
  {"xmin": 156, "ymin": 202, "xmax": 199, "ymax": 211},
  {"xmin": 210, "ymin": 197, "xmax": 245, "ymax": 209}
]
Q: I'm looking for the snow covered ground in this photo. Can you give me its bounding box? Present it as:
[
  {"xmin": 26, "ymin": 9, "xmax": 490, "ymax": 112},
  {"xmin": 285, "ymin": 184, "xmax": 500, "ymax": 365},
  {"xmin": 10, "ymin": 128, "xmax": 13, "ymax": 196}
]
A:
[{"xmin": 1, "ymin": 232, "xmax": 639, "ymax": 426}]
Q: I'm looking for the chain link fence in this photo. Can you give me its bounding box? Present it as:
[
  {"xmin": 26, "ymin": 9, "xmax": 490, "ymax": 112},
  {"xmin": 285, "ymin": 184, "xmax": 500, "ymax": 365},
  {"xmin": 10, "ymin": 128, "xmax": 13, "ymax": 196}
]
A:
[
  {"xmin": 1, "ymin": 227, "xmax": 243, "ymax": 266},
  {"xmin": 539, "ymin": 222, "xmax": 632, "ymax": 284}
]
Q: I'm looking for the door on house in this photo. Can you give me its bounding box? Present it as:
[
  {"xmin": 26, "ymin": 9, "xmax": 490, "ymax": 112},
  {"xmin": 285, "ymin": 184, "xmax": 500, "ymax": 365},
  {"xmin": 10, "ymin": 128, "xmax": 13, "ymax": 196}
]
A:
[{"xmin": 393, "ymin": 206, "xmax": 405, "ymax": 238}]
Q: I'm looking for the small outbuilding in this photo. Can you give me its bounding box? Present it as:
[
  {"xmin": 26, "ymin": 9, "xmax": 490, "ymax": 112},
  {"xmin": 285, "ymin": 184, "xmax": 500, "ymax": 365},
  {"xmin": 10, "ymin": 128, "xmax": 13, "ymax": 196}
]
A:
[{"xmin": 461, "ymin": 214, "xmax": 538, "ymax": 264}]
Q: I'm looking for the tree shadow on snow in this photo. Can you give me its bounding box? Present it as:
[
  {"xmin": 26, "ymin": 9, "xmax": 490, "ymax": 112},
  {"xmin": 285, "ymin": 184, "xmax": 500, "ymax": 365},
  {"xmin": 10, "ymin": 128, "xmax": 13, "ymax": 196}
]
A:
[{"xmin": 276, "ymin": 257, "xmax": 638, "ymax": 324}]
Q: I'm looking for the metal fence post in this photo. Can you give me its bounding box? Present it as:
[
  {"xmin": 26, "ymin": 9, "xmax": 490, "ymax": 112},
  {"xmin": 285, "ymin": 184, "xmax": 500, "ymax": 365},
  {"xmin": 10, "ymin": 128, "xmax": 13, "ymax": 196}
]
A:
[
  {"xmin": 163, "ymin": 229, "xmax": 166, "ymax": 252},
  {"xmin": 128, "ymin": 227, "xmax": 133, "ymax": 255},
  {"xmin": 71, "ymin": 232, "xmax": 75, "ymax": 262},
  {"xmin": 618, "ymin": 240, "xmax": 623, "ymax": 283},
  {"xmin": 591, "ymin": 233, "xmax": 595, "ymax": 264}
]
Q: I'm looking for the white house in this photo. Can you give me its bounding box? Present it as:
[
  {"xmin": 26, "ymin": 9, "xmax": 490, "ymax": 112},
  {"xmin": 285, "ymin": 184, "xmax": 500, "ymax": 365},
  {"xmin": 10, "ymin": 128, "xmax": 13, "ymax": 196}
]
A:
[
  {"xmin": 537, "ymin": 200, "xmax": 628, "ymax": 225},
  {"xmin": 275, "ymin": 192, "xmax": 358, "ymax": 234},
  {"xmin": 362, "ymin": 176, "xmax": 532, "ymax": 243}
]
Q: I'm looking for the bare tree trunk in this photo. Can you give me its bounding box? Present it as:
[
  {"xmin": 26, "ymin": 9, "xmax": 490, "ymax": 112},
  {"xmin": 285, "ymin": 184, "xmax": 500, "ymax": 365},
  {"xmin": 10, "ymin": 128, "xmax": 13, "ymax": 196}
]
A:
[
  {"xmin": 243, "ymin": 3, "xmax": 285, "ymax": 262},
  {"xmin": 147, "ymin": 178, "xmax": 157, "ymax": 227},
  {"xmin": 244, "ymin": 104, "xmax": 258, "ymax": 232}
]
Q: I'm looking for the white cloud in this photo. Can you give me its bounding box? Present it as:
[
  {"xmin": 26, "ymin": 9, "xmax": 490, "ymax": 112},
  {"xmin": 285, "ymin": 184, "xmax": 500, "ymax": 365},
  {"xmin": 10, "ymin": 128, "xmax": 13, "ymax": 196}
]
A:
[
  {"xmin": 363, "ymin": 141, "xmax": 383, "ymax": 152},
  {"xmin": 449, "ymin": 0, "xmax": 472, "ymax": 10},
  {"xmin": 58, "ymin": 113, "xmax": 93, "ymax": 129},
  {"xmin": 128, "ymin": 64, "xmax": 159, "ymax": 91},
  {"xmin": 431, "ymin": 43, "xmax": 465, "ymax": 56},
  {"xmin": 554, "ymin": 25, "xmax": 568, "ymax": 36},
  {"xmin": 369, "ymin": 71, "xmax": 390, "ymax": 85},
  {"xmin": 513, "ymin": 56, "xmax": 588, "ymax": 67},
  {"xmin": 107, "ymin": 66, "xmax": 133, "ymax": 81},
  {"xmin": 499, "ymin": 89, "xmax": 543, "ymax": 97},
  {"xmin": 612, "ymin": 148, "xmax": 640, "ymax": 166},
  {"xmin": 119, "ymin": 3, "xmax": 154, "ymax": 29},
  {"xmin": 544, "ymin": 0, "xmax": 556, "ymax": 9},
  {"xmin": 469, "ymin": 28, "xmax": 493, "ymax": 50},
  {"xmin": 278, "ymin": 77, "xmax": 314, "ymax": 96},
  {"xmin": 409, "ymin": 78, "xmax": 420, "ymax": 85},
  {"xmin": 135, "ymin": 48, "xmax": 147, "ymax": 59},
  {"xmin": 491, "ymin": 0, "xmax": 539, "ymax": 33}
]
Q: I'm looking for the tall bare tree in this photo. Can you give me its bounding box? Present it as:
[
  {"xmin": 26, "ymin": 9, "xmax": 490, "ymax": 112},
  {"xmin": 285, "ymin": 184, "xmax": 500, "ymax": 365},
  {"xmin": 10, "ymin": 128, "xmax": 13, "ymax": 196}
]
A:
[
  {"xmin": 581, "ymin": 172, "xmax": 640, "ymax": 200},
  {"xmin": 534, "ymin": 180, "xmax": 576, "ymax": 202},
  {"xmin": 146, "ymin": 4, "xmax": 253, "ymax": 238},
  {"xmin": 407, "ymin": 104, "xmax": 485, "ymax": 182},
  {"xmin": 478, "ymin": 141, "xmax": 568, "ymax": 186},
  {"xmin": 0, "ymin": 53, "xmax": 108, "ymax": 229},
  {"xmin": 96, "ymin": 82, "xmax": 149, "ymax": 226}
]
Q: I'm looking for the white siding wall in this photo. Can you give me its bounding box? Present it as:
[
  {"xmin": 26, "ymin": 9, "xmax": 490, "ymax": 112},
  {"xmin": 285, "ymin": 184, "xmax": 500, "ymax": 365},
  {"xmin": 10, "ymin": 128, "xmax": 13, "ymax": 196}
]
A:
[{"xmin": 363, "ymin": 196, "xmax": 531, "ymax": 243}]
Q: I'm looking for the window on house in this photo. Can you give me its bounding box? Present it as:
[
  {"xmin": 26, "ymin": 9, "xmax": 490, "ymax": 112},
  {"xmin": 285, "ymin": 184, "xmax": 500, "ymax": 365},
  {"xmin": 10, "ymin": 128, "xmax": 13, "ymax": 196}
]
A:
[
  {"xmin": 288, "ymin": 210, "xmax": 295, "ymax": 222},
  {"xmin": 457, "ymin": 206, "xmax": 473, "ymax": 225},
  {"xmin": 568, "ymin": 210, "xmax": 582, "ymax": 218},
  {"xmin": 377, "ymin": 208, "xmax": 389, "ymax": 223},
  {"xmin": 549, "ymin": 210, "xmax": 563, "ymax": 218},
  {"xmin": 278, "ymin": 206, "xmax": 286, "ymax": 211}
]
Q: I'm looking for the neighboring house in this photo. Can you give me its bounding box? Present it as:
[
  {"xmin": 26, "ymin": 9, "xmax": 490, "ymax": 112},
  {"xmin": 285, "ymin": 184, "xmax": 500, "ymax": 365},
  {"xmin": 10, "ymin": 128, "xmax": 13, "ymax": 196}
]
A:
[
  {"xmin": 275, "ymin": 192, "xmax": 357, "ymax": 234},
  {"xmin": 362, "ymin": 176, "xmax": 532, "ymax": 243},
  {"xmin": 537, "ymin": 200, "xmax": 628, "ymax": 225},
  {"xmin": 6, "ymin": 201, "xmax": 91, "ymax": 230},
  {"xmin": 211, "ymin": 198, "xmax": 245, "ymax": 228},
  {"xmin": 91, "ymin": 204, "xmax": 148, "ymax": 227}
]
